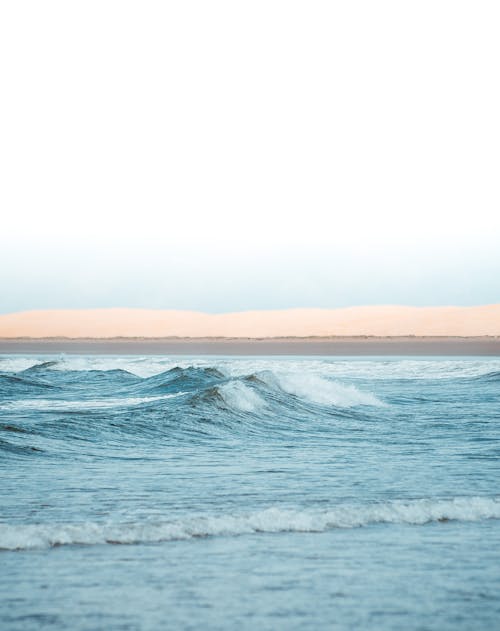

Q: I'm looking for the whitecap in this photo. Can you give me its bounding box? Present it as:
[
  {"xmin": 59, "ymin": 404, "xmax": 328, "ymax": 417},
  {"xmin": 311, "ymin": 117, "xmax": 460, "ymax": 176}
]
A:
[
  {"xmin": 218, "ymin": 381, "xmax": 266, "ymax": 413},
  {"xmin": 253, "ymin": 371, "xmax": 383, "ymax": 407},
  {"xmin": 2, "ymin": 496, "xmax": 499, "ymax": 551}
]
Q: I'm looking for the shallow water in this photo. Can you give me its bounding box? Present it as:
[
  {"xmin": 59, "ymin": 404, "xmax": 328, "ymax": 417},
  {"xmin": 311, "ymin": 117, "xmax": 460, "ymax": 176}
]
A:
[{"xmin": 1, "ymin": 355, "xmax": 500, "ymax": 629}]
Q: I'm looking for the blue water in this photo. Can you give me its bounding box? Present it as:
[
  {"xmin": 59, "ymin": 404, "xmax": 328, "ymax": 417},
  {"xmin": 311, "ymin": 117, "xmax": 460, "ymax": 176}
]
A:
[{"xmin": 1, "ymin": 355, "xmax": 500, "ymax": 630}]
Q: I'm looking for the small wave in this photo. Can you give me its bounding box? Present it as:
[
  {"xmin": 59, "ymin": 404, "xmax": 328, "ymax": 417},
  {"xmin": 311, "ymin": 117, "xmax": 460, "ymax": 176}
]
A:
[
  {"xmin": 0, "ymin": 438, "xmax": 44, "ymax": 457},
  {"xmin": 2, "ymin": 496, "xmax": 498, "ymax": 551},
  {"xmin": 27, "ymin": 367, "xmax": 140, "ymax": 385},
  {"xmin": 85, "ymin": 368, "xmax": 139, "ymax": 380},
  {"xmin": 138, "ymin": 366, "xmax": 225, "ymax": 393},
  {"xmin": 22, "ymin": 361, "xmax": 59, "ymax": 372},
  {"xmin": 0, "ymin": 424, "xmax": 29, "ymax": 433},
  {"xmin": 0, "ymin": 393, "xmax": 185, "ymax": 412},
  {"xmin": 478, "ymin": 371, "xmax": 500, "ymax": 381},
  {"xmin": 0, "ymin": 373, "xmax": 56, "ymax": 397}
]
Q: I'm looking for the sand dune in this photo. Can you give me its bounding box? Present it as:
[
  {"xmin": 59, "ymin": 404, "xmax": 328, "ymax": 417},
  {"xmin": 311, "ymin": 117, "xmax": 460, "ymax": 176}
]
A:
[{"xmin": 0, "ymin": 305, "xmax": 499, "ymax": 338}]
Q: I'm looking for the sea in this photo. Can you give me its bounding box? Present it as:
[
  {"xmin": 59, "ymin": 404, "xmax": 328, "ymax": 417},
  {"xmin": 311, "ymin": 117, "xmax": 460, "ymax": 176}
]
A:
[{"xmin": 1, "ymin": 354, "xmax": 500, "ymax": 630}]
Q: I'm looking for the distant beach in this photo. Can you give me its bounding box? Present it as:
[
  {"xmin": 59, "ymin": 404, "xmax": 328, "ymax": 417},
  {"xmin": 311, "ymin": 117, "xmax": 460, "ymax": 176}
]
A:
[
  {"xmin": 1, "ymin": 336, "xmax": 499, "ymax": 355},
  {"xmin": 0, "ymin": 305, "xmax": 500, "ymax": 339},
  {"xmin": 1, "ymin": 306, "xmax": 499, "ymax": 355}
]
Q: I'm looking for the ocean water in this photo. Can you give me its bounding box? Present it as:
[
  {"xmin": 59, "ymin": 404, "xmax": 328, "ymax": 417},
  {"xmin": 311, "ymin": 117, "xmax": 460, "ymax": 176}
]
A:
[{"xmin": 1, "ymin": 354, "xmax": 500, "ymax": 630}]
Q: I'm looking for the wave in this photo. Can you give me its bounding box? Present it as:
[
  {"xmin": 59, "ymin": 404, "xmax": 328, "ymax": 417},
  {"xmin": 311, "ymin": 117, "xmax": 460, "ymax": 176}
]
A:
[
  {"xmin": 188, "ymin": 373, "xmax": 381, "ymax": 415},
  {"xmin": 25, "ymin": 366, "xmax": 140, "ymax": 386},
  {"xmin": 0, "ymin": 373, "xmax": 56, "ymax": 397},
  {"xmin": 102, "ymin": 365, "xmax": 382, "ymax": 411},
  {"xmin": 2, "ymin": 496, "xmax": 499, "ymax": 551},
  {"xmin": 0, "ymin": 363, "xmax": 385, "ymax": 451},
  {"xmin": 22, "ymin": 361, "xmax": 60, "ymax": 372},
  {"xmin": 134, "ymin": 366, "xmax": 226, "ymax": 394},
  {"xmin": 0, "ymin": 438, "xmax": 43, "ymax": 457},
  {"xmin": 478, "ymin": 371, "xmax": 500, "ymax": 381}
]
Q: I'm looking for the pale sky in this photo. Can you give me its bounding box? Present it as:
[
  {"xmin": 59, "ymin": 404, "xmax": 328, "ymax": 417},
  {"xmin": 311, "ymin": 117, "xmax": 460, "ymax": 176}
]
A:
[{"xmin": 1, "ymin": 1, "xmax": 499, "ymax": 313}]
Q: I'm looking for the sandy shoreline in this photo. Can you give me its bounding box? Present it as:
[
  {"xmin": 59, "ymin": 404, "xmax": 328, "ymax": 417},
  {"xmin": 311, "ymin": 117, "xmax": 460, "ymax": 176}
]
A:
[
  {"xmin": 1, "ymin": 305, "xmax": 500, "ymax": 338},
  {"xmin": 1, "ymin": 337, "xmax": 499, "ymax": 356}
]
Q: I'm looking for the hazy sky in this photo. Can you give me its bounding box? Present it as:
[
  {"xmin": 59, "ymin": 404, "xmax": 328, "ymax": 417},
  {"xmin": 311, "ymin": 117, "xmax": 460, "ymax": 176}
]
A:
[{"xmin": 1, "ymin": 1, "xmax": 499, "ymax": 313}]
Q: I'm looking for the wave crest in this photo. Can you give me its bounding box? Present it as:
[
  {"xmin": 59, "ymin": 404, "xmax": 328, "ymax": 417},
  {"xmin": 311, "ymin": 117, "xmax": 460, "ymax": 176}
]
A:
[
  {"xmin": 253, "ymin": 371, "xmax": 384, "ymax": 407},
  {"xmin": 2, "ymin": 496, "xmax": 498, "ymax": 551}
]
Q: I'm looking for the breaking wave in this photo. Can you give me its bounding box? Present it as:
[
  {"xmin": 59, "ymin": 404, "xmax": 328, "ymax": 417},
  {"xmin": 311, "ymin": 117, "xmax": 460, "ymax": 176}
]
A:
[
  {"xmin": 258, "ymin": 371, "xmax": 384, "ymax": 407},
  {"xmin": 2, "ymin": 496, "xmax": 499, "ymax": 551}
]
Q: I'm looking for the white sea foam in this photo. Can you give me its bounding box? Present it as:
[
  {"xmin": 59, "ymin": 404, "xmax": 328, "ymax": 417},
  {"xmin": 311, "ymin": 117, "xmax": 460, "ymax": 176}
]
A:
[
  {"xmin": 220, "ymin": 358, "xmax": 500, "ymax": 381},
  {"xmin": 218, "ymin": 381, "xmax": 266, "ymax": 412},
  {"xmin": 265, "ymin": 372, "xmax": 384, "ymax": 407},
  {"xmin": 2, "ymin": 497, "xmax": 499, "ymax": 551},
  {"xmin": 0, "ymin": 356, "xmax": 185, "ymax": 378},
  {"xmin": 3, "ymin": 356, "xmax": 500, "ymax": 380},
  {"xmin": 0, "ymin": 357, "xmax": 51, "ymax": 373},
  {"xmin": 0, "ymin": 393, "xmax": 185, "ymax": 412}
]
